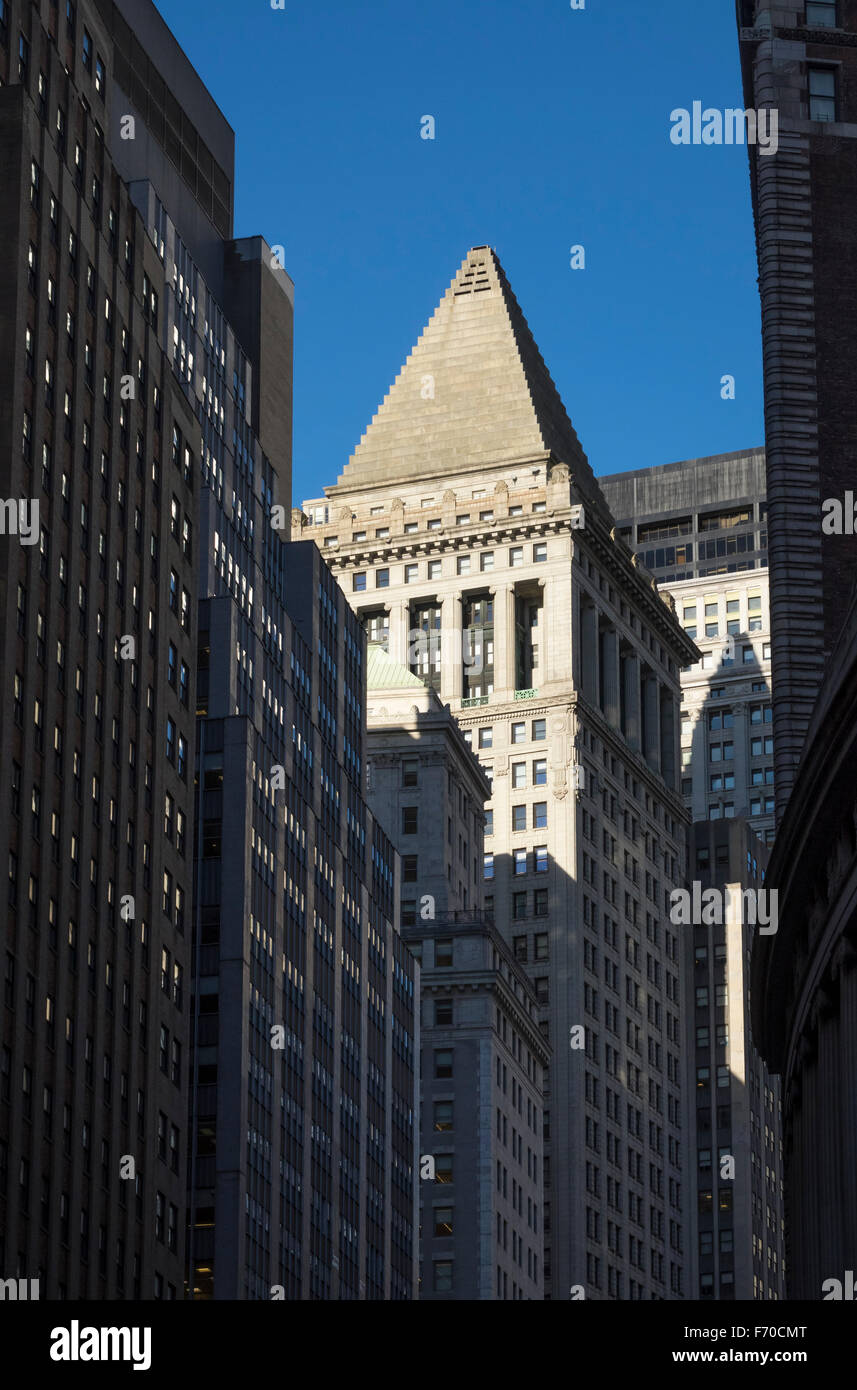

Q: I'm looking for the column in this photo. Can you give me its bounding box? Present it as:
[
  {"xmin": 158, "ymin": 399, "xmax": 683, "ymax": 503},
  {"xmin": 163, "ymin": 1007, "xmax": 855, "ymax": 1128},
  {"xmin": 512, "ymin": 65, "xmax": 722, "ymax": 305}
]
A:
[
  {"xmin": 600, "ymin": 626, "xmax": 620, "ymax": 728},
  {"xmin": 388, "ymin": 600, "xmax": 409, "ymax": 667},
  {"xmin": 492, "ymin": 584, "xmax": 517, "ymax": 701},
  {"xmin": 621, "ymin": 648, "xmax": 641, "ymax": 751},
  {"xmin": 441, "ymin": 592, "xmax": 463, "ymax": 704},
  {"xmin": 642, "ymin": 670, "xmax": 661, "ymax": 774},
  {"xmin": 579, "ymin": 599, "xmax": 599, "ymax": 706},
  {"xmin": 659, "ymin": 689, "xmax": 676, "ymax": 790}
]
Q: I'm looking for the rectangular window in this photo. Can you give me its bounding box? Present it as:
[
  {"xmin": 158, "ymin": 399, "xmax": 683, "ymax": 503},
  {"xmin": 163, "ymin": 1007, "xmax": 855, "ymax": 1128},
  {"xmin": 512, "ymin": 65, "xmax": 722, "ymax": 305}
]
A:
[
  {"xmin": 404, "ymin": 563, "xmax": 418, "ymax": 584},
  {"xmin": 512, "ymin": 722, "xmax": 526, "ymax": 744},
  {"xmin": 514, "ymin": 849, "xmax": 527, "ymax": 876},
  {"xmin": 806, "ymin": 1, "xmax": 837, "ymax": 27},
  {"xmin": 509, "ymin": 547, "xmax": 524, "ymax": 568},
  {"xmin": 533, "ymin": 543, "xmax": 547, "ymax": 563},
  {"xmin": 401, "ymin": 806, "xmax": 418, "ymax": 834},
  {"xmin": 353, "ymin": 573, "xmax": 366, "ymax": 592},
  {"xmin": 533, "ymin": 802, "xmax": 547, "ymax": 829},
  {"xmin": 434, "ymin": 1101, "xmax": 453, "ymax": 1131},
  {"xmin": 809, "ymin": 66, "xmax": 836, "ymax": 121},
  {"xmin": 376, "ymin": 568, "xmax": 389, "ymax": 588},
  {"xmin": 532, "ymin": 719, "xmax": 546, "ymax": 741},
  {"xmin": 512, "ymin": 805, "xmax": 527, "ymax": 832},
  {"xmin": 434, "ymin": 1049, "xmax": 453, "ymax": 1079},
  {"xmin": 483, "ymin": 853, "xmax": 494, "ymax": 880}
]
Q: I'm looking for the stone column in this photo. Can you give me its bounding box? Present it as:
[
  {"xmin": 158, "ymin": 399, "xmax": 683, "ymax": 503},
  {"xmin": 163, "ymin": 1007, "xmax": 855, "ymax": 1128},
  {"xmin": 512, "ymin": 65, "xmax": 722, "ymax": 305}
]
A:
[
  {"xmin": 388, "ymin": 599, "xmax": 410, "ymax": 667},
  {"xmin": 659, "ymin": 689, "xmax": 676, "ymax": 790},
  {"xmin": 441, "ymin": 592, "xmax": 463, "ymax": 703},
  {"xmin": 600, "ymin": 626, "xmax": 620, "ymax": 728},
  {"xmin": 492, "ymin": 584, "xmax": 517, "ymax": 700},
  {"xmin": 642, "ymin": 670, "xmax": 661, "ymax": 774},
  {"xmin": 621, "ymin": 648, "xmax": 641, "ymax": 751},
  {"xmin": 579, "ymin": 599, "xmax": 599, "ymax": 706}
]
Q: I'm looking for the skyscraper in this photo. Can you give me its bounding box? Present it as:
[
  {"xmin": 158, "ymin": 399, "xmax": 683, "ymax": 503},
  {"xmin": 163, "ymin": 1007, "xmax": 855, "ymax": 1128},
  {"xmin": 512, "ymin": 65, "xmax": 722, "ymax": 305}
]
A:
[
  {"xmin": 601, "ymin": 454, "xmax": 775, "ymax": 846},
  {"xmin": 303, "ymin": 246, "xmax": 698, "ymax": 1299},
  {"xmin": 0, "ymin": 0, "xmax": 201, "ymax": 1298},
  {"xmin": 737, "ymin": 0, "xmax": 857, "ymax": 817},
  {"xmin": 0, "ymin": 0, "xmax": 418, "ymax": 1302}
]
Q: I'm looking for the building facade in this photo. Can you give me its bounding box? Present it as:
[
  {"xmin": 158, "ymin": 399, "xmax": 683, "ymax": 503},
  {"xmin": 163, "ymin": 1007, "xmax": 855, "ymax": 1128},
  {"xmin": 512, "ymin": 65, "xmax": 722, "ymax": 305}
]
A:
[
  {"xmin": 0, "ymin": 0, "xmax": 200, "ymax": 1299},
  {"xmin": 303, "ymin": 246, "xmax": 699, "ymax": 1300},
  {"xmin": 0, "ymin": 0, "xmax": 419, "ymax": 1303},
  {"xmin": 404, "ymin": 917, "xmax": 548, "ymax": 1300},
  {"xmin": 365, "ymin": 642, "xmax": 490, "ymax": 920},
  {"xmin": 737, "ymin": 0, "xmax": 857, "ymax": 817},
  {"xmin": 751, "ymin": 586, "xmax": 857, "ymax": 1298},
  {"xmin": 364, "ymin": 644, "xmax": 548, "ymax": 1300},
  {"xmin": 601, "ymin": 456, "xmax": 774, "ymax": 845},
  {"xmin": 684, "ymin": 821, "xmax": 784, "ymax": 1300},
  {"xmin": 192, "ymin": 542, "xmax": 419, "ymax": 1300}
]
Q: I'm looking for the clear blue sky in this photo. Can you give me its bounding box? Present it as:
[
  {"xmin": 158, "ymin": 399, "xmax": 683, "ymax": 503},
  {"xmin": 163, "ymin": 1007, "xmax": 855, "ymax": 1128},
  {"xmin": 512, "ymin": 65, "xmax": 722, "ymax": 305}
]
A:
[{"xmin": 154, "ymin": 0, "xmax": 763, "ymax": 506}]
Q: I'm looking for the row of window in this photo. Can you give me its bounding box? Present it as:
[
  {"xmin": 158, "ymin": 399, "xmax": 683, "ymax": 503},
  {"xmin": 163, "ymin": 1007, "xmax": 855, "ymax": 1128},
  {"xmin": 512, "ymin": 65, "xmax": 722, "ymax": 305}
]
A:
[
  {"xmin": 352, "ymin": 544, "xmax": 548, "ymax": 591},
  {"xmin": 469, "ymin": 719, "xmax": 546, "ymax": 749},
  {"xmin": 484, "ymin": 846, "xmax": 549, "ymax": 878}
]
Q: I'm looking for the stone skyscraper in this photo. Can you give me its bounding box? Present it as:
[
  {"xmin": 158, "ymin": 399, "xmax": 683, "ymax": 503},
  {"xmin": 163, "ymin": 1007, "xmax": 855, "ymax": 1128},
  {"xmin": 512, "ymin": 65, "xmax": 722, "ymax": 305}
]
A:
[{"xmin": 303, "ymin": 246, "xmax": 699, "ymax": 1299}]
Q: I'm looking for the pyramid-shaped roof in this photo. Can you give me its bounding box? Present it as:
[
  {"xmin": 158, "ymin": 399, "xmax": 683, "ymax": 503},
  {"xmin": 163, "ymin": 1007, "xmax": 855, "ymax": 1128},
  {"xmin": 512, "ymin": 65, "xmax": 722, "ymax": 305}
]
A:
[{"xmin": 332, "ymin": 246, "xmax": 607, "ymax": 513}]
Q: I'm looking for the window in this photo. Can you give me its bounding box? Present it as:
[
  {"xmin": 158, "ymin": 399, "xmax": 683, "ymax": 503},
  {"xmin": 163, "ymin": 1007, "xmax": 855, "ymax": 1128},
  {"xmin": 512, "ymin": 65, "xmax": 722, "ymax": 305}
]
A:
[
  {"xmin": 513, "ymin": 892, "xmax": 527, "ymax": 919},
  {"xmin": 483, "ymin": 853, "xmax": 494, "ymax": 880},
  {"xmin": 402, "ymin": 758, "xmax": 418, "ymax": 788},
  {"xmin": 353, "ymin": 573, "xmax": 366, "ymax": 592},
  {"xmin": 512, "ymin": 805, "xmax": 527, "ymax": 833},
  {"xmin": 434, "ymin": 1049, "xmax": 453, "ymax": 1079},
  {"xmin": 806, "ymin": 1, "xmax": 837, "ymax": 26},
  {"xmin": 434, "ymin": 1101, "xmax": 453, "ymax": 1131},
  {"xmin": 435, "ymin": 999, "xmax": 453, "ymax": 1026},
  {"xmin": 481, "ymin": 551, "xmax": 494, "ymax": 571},
  {"xmin": 404, "ymin": 563, "xmax": 418, "ymax": 584},
  {"xmin": 535, "ymin": 846, "xmax": 548, "ymax": 873},
  {"xmin": 435, "ymin": 1156, "xmax": 453, "ymax": 1185},
  {"xmin": 401, "ymin": 806, "xmax": 418, "ymax": 835},
  {"xmin": 533, "ymin": 802, "xmax": 547, "ymax": 829},
  {"xmin": 512, "ymin": 762, "xmax": 527, "ymax": 789},
  {"xmin": 533, "ymin": 758, "xmax": 547, "ymax": 785},
  {"xmin": 514, "ymin": 849, "xmax": 527, "ymax": 876},
  {"xmin": 457, "ymin": 555, "xmax": 470, "ymax": 576},
  {"xmin": 534, "ymin": 933, "xmax": 548, "ymax": 960},
  {"xmin": 434, "ymin": 1208, "xmax": 454, "ymax": 1238},
  {"xmin": 534, "ymin": 888, "xmax": 548, "ymax": 916},
  {"xmin": 532, "ymin": 719, "xmax": 546, "ymax": 741},
  {"xmin": 512, "ymin": 722, "xmax": 526, "ymax": 744},
  {"xmin": 514, "ymin": 936, "xmax": 527, "ymax": 961},
  {"xmin": 95, "ymin": 53, "xmax": 105, "ymax": 95},
  {"xmin": 510, "ymin": 547, "xmax": 523, "ymax": 568},
  {"xmin": 376, "ymin": 568, "xmax": 389, "ymax": 588},
  {"xmin": 533, "ymin": 543, "xmax": 547, "ymax": 563},
  {"xmin": 809, "ymin": 66, "xmax": 836, "ymax": 121},
  {"xmin": 427, "ymin": 560, "xmax": 441, "ymax": 580},
  {"xmin": 435, "ymin": 939, "xmax": 453, "ymax": 967},
  {"xmin": 478, "ymin": 727, "xmax": 493, "ymax": 749}
]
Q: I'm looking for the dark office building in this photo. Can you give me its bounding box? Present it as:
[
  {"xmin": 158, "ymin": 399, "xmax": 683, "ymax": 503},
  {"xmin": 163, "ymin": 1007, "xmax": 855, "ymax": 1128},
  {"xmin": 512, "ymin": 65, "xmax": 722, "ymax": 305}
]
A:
[
  {"xmin": 600, "ymin": 449, "xmax": 767, "ymax": 587},
  {"xmin": 737, "ymin": 0, "xmax": 857, "ymax": 817},
  {"xmin": 0, "ymin": 0, "xmax": 418, "ymax": 1302},
  {"xmin": 685, "ymin": 821, "xmax": 784, "ymax": 1300},
  {"xmin": 193, "ymin": 542, "xmax": 418, "ymax": 1300},
  {"xmin": 751, "ymin": 588, "xmax": 857, "ymax": 1298},
  {"xmin": 0, "ymin": 0, "xmax": 199, "ymax": 1297}
]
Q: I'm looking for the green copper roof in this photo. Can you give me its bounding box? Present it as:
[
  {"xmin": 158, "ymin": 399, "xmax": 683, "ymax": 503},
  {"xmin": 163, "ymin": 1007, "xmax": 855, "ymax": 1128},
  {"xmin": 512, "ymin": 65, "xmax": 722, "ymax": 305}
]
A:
[{"xmin": 366, "ymin": 642, "xmax": 426, "ymax": 691}]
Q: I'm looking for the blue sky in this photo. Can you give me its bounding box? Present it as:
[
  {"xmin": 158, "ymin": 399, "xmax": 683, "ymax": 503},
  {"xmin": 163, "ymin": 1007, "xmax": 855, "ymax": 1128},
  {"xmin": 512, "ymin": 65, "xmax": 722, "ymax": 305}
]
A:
[{"xmin": 154, "ymin": 0, "xmax": 763, "ymax": 505}]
